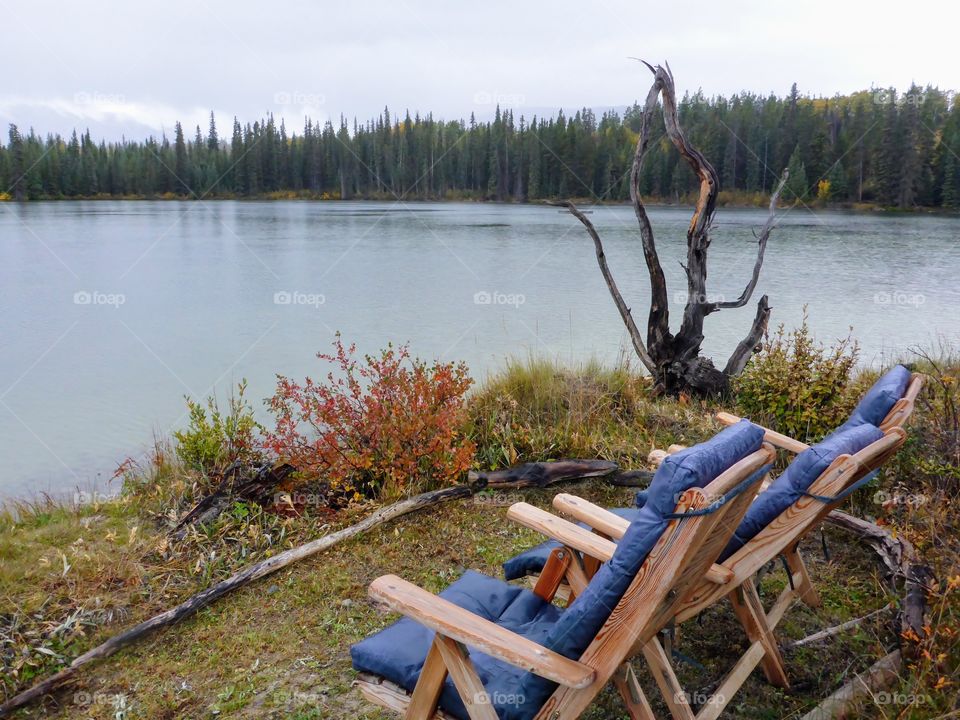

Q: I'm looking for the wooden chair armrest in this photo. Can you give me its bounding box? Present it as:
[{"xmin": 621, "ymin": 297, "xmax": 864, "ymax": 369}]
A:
[
  {"xmin": 716, "ymin": 412, "xmax": 810, "ymax": 454},
  {"xmin": 552, "ymin": 494, "xmax": 631, "ymax": 539},
  {"xmin": 368, "ymin": 575, "xmax": 595, "ymax": 689},
  {"xmin": 507, "ymin": 503, "xmax": 617, "ymax": 562}
]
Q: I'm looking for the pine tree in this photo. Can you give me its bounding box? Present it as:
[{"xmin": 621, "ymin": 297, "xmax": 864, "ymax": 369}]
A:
[{"xmin": 784, "ymin": 144, "xmax": 808, "ymax": 200}]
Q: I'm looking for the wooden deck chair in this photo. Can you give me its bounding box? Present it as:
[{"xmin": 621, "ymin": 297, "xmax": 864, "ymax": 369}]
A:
[
  {"xmin": 716, "ymin": 365, "xmax": 923, "ymax": 454},
  {"xmin": 351, "ymin": 423, "xmax": 776, "ymax": 720},
  {"xmin": 535, "ymin": 424, "xmax": 908, "ymax": 720},
  {"xmin": 502, "ymin": 366, "xmax": 922, "ymax": 585}
]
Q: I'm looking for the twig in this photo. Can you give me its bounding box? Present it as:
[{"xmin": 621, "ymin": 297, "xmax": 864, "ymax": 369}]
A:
[{"xmin": 786, "ymin": 605, "xmax": 893, "ymax": 649}]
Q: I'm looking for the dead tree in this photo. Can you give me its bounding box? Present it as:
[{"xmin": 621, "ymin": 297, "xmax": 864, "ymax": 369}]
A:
[{"xmin": 558, "ymin": 62, "xmax": 788, "ymax": 396}]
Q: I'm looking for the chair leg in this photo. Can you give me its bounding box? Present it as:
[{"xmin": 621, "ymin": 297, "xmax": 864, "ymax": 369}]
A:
[
  {"xmin": 642, "ymin": 636, "xmax": 696, "ymax": 720},
  {"xmin": 406, "ymin": 637, "xmax": 448, "ymax": 719},
  {"xmin": 433, "ymin": 635, "xmax": 499, "ymax": 720},
  {"xmin": 613, "ymin": 662, "xmax": 656, "ymax": 720},
  {"xmin": 783, "ymin": 545, "xmax": 820, "ymax": 607},
  {"xmin": 728, "ymin": 583, "xmax": 790, "ymax": 689}
]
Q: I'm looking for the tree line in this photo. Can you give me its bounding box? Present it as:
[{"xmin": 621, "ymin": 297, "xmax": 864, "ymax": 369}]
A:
[{"xmin": 2, "ymin": 84, "xmax": 958, "ymax": 208}]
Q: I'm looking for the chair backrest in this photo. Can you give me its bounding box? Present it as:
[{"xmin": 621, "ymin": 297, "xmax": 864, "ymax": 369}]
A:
[
  {"xmin": 674, "ymin": 426, "xmax": 907, "ymax": 623},
  {"xmin": 719, "ymin": 422, "xmax": 885, "ymax": 560},
  {"xmin": 540, "ymin": 421, "xmax": 765, "ymax": 661},
  {"xmin": 831, "ymin": 365, "xmax": 913, "ymax": 436}
]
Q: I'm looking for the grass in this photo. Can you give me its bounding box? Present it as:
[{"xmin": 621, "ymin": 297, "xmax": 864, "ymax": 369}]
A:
[{"xmin": 2, "ymin": 352, "xmax": 959, "ymax": 718}]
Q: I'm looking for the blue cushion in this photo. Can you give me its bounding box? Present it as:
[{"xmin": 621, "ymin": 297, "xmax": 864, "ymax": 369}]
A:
[
  {"xmin": 719, "ymin": 423, "xmax": 885, "ymax": 561},
  {"xmin": 351, "ymin": 570, "xmax": 563, "ymax": 719},
  {"xmin": 832, "ymin": 365, "xmax": 911, "ymax": 436},
  {"xmin": 635, "ymin": 420, "xmax": 766, "ymax": 511}
]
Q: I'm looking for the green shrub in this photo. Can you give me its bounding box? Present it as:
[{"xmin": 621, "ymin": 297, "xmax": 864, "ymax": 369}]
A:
[
  {"xmin": 173, "ymin": 380, "xmax": 263, "ymax": 474},
  {"xmin": 732, "ymin": 312, "xmax": 860, "ymax": 442}
]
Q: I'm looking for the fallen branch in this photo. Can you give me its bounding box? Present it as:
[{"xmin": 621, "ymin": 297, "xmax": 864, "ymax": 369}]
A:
[
  {"xmin": 786, "ymin": 604, "xmax": 893, "ymax": 649},
  {"xmin": 799, "ymin": 650, "xmax": 902, "ymax": 720},
  {"xmin": 0, "ymin": 484, "xmax": 474, "ymax": 717},
  {"xmin": 468, "ymin": 459, "xmax": 618, "ymax": 488}
]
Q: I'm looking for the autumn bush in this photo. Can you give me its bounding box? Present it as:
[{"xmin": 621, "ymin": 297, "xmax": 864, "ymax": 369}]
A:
[
  {"xmin": 263, "ymin": 336, "xmax": 475, "ymax": 500},
  {"xmin": 732, "ymin": 311, "xmax": 861, "ymax": 442}
]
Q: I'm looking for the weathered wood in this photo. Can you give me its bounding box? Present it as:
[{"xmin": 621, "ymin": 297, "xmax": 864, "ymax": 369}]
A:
[
  {"xmin": 786, "ymin": 605, "xmax": 893, "ymax": 649},
  {"xmin": 507, "ymin": 502, "xmax": 617, "ymax": 562},
  {"xmin": 368, "ymin": 574, "xmax": 596, "ymax": 689},
  {"xmin": 716, "ymin": 411, "xmax": 811, "ymax": 453},
  {"xmin": 0, "ymin": 484, "xmax": 474, "ymax": 718},
  {"xmin": 355, "ymin": 674, "xmax": 455, "ymax": 720},
  {"xmin": 799, "ymin": 651, "xmax": 901, "ymax": 720},
  {"xmin": 468, "ymin": 459, "xmax": 617, "ymax": 488},
  {"xmin": 406, "ymin": 637, "xmax": 448, "ymax": 719},
  {"xmin": 728, "ymin": 583, "xmax": 790, "ymax": 688},
  {"xmin": 558, "ymin": 62, "xmax": 788, "ymax": 396},
  {"xmin": 613, "ymin": 663, "xmax": 656, "ymax": 720},
  {"xmin": 434, "ymin": 636, "xmax": 500, "ymax": 720}
]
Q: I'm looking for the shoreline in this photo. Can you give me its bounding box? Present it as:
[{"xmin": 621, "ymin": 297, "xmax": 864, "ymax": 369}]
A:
[{"xmin": 2, "ymin": 193, "xmax": 957, "ymax": 214}]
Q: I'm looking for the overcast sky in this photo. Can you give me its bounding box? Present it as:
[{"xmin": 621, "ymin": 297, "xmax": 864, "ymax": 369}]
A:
[{"xmin": 2, "ymin": 0, "xmax": 957, "ymax": 141}]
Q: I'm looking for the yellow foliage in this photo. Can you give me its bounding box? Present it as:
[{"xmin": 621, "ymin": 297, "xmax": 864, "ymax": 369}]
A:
[{"xmin": 816, "ymin": 179, "xmax": 831, "ymax": 201}]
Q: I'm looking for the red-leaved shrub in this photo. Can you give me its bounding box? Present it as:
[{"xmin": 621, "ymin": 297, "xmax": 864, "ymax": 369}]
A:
[{"xmin": 263, "ymin": 336, "xmax": 475, "ymax": 500}]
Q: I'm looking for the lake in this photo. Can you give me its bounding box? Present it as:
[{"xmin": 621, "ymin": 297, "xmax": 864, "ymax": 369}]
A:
[{"xmin": 1, "ymin": 200, "xmax": 958, "ymax": 501}]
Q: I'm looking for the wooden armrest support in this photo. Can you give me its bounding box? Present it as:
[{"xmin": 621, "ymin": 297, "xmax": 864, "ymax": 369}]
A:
[
  {"xmin": 507, "ymin": 503, "xmax": 617, "ymax": 562},
  {"xmin": 368, "ymin": 575, "xmax": 595, "ymax": 689},
  {"xmin": 716, "ymin": 412, "xmax": 810, "ymax": 454},
  {"xmin": 552, "ymin": 494, "xmax": 631, "ymax": 540},
  {"xmin": 705, "ymin": 564, "xmax": 734, "ymax": 584}
]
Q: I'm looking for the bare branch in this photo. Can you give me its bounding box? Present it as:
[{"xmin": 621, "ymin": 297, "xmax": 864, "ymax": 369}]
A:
[
  {"xmin": 551, "ymin": 200, "xmax": 657, "ymax": 374},
  {"xmin": 631, "ymin": 64, "xmax": 672, "ymax": 356},
  {"xmin": 723, "ymin": 294, "xmax": 771, "ymax": 376},
  {"xmin": 711, "ymin": 170, "xmax": 789, "ymax": 312}
]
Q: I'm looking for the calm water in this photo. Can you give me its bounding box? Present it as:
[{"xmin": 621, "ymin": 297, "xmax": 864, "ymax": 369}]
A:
[{"xmin": 1, "ymin": 200, "xmax": 958, "ymax": 501}]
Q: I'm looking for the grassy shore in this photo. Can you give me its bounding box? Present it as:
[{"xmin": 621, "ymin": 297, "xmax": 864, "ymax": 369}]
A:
[{"xmin": 2, "ymin": 353, "xmax": 958, "ymax": 719}]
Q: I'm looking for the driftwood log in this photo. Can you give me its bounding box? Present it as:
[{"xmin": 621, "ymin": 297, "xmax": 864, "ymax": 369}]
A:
[
  {"xmin": 0, "ymin": 484, "xmax": 474, "ymax": 717},
  {"xmin": 469, "ymin": 459, "xmax": 618, "ymax": 488},
  {"xmin": 556, "ymin": 62, "xmax": 789, "ymax": 396}
]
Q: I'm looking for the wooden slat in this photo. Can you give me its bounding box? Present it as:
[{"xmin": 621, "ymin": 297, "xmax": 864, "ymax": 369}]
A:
[
  {"xmin": 368, "ymin": 575, "xmax": 595, "ymax": 689},
  {"xmin": 716, "ymin": 411, "xmax": 810, "ymax": 454},
  {"xmin": 355, "ymin": 675, "xmax": 455, "ymax": 719},
  {"xmin": 552, "ymin": 494, "xmax": 630, "ymax": 539},
  {"xmin": 613, "ymin": 662, "xmax": 656, "ymax": 720},
  {"xmin": 507, "ymin": 503, "xmax": 617, "ymax": 562},
  {"xmin": 728, "ymin": 583, "xmax": 790, "ymax": 688},
  {"xmin": 406, "ymin": 637, "xmax": 448, "ymax": 718},
  {"xmin": 642, "ymin": 637, "xmax": 696, "ymax": 720},
  {"xmin": 783, "ymin": 546, "xmax": 820, "ymax": 608},
  {"xmin": 533, "ymin": 547, "xmax": 572, "ymax": 601},
  {"xmin": 434, "ymin": 636, "xmax": 499, "ymax": 720},
  {"xmin": 694, "ymin": 642, "xmax": 766, "ymax": 720},
  {"xmin": 705, "ymin": 564, "xmax": 734, "ymax": 585}
]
